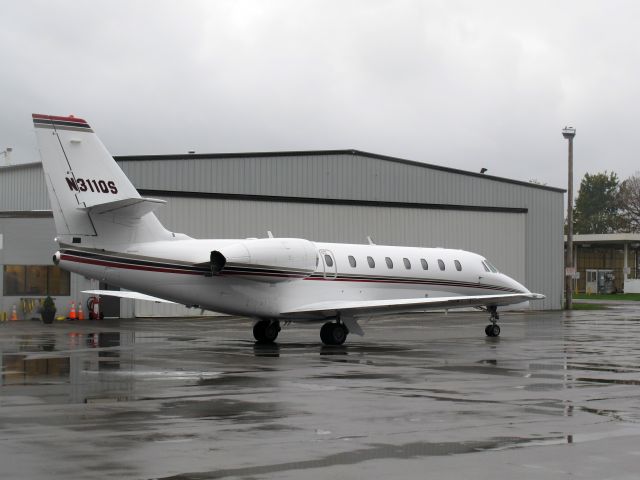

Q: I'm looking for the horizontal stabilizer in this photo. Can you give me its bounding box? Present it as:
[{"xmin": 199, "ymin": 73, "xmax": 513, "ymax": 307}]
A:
[
  {"xmin": 282, "ymin": 293, "xmax": 545, "ymax": 317},
  {"xmin": 79, "ymin": 197, "xmax": 166, "ymax": 218},
  {"xmin": 82, "ymin": 289, "xmax": 175, "ymax": 303}
]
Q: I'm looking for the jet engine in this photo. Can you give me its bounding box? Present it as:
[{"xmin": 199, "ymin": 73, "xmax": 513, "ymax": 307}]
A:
[{"xmin": 210, "ymin": 238, "xmax": 318, "ymax": 281}]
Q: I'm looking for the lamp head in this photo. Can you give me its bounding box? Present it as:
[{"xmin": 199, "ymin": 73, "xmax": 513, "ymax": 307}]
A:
[{"xmin": 562, "ymin": 126, "xmax": 576, "ymax": 139}]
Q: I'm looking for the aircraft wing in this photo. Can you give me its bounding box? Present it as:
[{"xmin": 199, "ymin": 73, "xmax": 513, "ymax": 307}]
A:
[
  {"xmin": 281, "ymin": 293, "xmax": 545, "ymax": 317},
  {"xmin": 82, "ymin": 290, "xmax": 175, "ymax": 303}
]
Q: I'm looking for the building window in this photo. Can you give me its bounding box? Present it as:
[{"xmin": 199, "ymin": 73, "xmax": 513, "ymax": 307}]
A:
[
  {"xmin": 420, "ymin": 258, "xmax": 428, "ymax": 270},
  {"xmin": 324, "ymin": 254, "xmax": 334, "ymax": 267},
  {"xmin": 403, "ymin": 258, "xmax": 411, "ymax": 269},
  {"xmin": 385, "ymin": 257, "xmax": 393, "ymax": 269},
  {"xmin": 367, "ymin": 256, "xmax": 375, "ymax": 268},
  {"xmin": 438, "ymin": 259, "xmax": 445, "ymax": 271},
  {"xmin": 3, "ymin": 265, "xmax": 70, "ymax": 296},
  {"xmin": 348, "ymin": 255, "xmax": 357, "ymax": 268},
  {"xmin": 48, "ymin": 266, "xmax": 71, "ymax": 295},
  {"xmin": 454, "ymin": 260, "xmax": 462, "ymax": 271}
]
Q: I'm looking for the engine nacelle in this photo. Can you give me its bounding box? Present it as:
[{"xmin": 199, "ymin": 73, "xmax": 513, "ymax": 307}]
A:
[{"xmin": 210, "ymin": 238, "xmax": 318, "ymax": 281}]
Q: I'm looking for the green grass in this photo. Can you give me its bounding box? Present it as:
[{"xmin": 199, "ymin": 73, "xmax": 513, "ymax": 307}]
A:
[
  {"xmin": 573, "ymin": 293, "xmax": 640, "ymax": 301},
  {"xmin": 570, "ymin": 303, "xmax": 609, "ymax": 310}
]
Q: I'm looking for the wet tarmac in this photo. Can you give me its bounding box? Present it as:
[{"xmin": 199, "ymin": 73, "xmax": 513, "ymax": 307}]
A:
[{"xmin": 2, "ymin": 307, "xmax": 640, "ymax": 479}]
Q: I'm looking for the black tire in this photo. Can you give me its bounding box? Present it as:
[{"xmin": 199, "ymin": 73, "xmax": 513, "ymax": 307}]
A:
[
  {"xmin": 263, "ymin": 321, "xmax": 280, "ymax": 342},
  {"xmin": 320, "ymin": 322, "xmax": 334, "ymax": 345},
  {"xmin": 320, "ymin": 322, "xmax": 348, "ymax": 345},
  {"xmin": 253, "ymin": 321, "xmax": 267, "ymax": 342},
  {"xmin": 491, "ymin": 324, "xmax": 501, "ymax": 337},
  {"xmin": 254, "ymin": 320, "xmax": 279, "ymax": 343},
  {"xmin": 485, "ymin": 324, "xmax": 492, "ymax": 336},
  {"xmin": 331, "ymin": 324, "xmax": 348, "ymax": 345}
]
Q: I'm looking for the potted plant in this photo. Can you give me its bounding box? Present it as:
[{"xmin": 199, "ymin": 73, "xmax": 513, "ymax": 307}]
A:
[{"xmin": 40, "ymin": 296, "xmax": 56, "ymax": 324}]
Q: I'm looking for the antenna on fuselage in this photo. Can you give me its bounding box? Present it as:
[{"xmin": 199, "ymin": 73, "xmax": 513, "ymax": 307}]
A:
[
  {"xmin": 367, "ymin": 235, "xmax": 376, "ymax": 245},
  {"xmin": 267, "ymin": 231, "xmax": 274, "ymax": 238}
]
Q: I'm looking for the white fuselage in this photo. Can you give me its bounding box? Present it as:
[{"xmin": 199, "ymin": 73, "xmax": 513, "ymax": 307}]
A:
[{"xmin": 57, "ymin": 238, "xmax": 529, "ymax": 320}]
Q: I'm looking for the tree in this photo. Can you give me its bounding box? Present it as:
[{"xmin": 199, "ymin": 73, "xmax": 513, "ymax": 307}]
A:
[
  {"xmin": 573, "ymin": 171, "xmax": 622, "ymax": 234},
  {"xmin": 619, "ymin": 173, "xmax": 640, "ymax": 232}
]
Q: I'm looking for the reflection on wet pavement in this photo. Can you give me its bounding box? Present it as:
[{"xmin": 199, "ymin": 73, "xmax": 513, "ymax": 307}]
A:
[{"xmin": 1, "ymin": 308, "xmax": 640, "ymax": 479}]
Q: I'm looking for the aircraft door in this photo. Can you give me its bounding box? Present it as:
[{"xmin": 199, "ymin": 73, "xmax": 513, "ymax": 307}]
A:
[{"xmin": 319, "ymin": 249, "xmax": 337, "ymax": 279}]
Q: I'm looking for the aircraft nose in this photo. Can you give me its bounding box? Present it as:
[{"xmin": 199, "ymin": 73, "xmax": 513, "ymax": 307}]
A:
[{"xmin": 502, "ymin": 274, "xmax": 529, "ymax": 293}]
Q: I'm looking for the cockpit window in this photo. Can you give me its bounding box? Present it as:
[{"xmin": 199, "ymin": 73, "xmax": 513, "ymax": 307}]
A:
[
  {"xmin": 483, "ymin": 259, "xmax": 498, "ymax": 273},
  {"xmin": 482, "ymin": 261, "xmax": 490, "ymax": 272}
]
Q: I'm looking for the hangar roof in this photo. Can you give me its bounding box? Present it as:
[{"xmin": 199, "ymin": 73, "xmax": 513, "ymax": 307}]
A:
[{"xmin": 114, "ymin": 149, "xmax": 565, "ymax": 193}]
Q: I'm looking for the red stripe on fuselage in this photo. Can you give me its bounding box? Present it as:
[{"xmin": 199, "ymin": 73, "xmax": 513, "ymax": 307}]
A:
[{"xmin": 32, "ymin": 113, "xmax": 89, "ymax": 125}]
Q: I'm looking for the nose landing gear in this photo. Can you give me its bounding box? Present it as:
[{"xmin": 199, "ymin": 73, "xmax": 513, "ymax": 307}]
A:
[{"xmin": 485, "ymin": 306, "xmax": 501, "ymax": 337}]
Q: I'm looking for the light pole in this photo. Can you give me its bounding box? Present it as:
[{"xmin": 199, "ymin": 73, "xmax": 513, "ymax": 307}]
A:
[{"xmin": 562, "ymin": 126, "xmax": 576, "ymax": 310}]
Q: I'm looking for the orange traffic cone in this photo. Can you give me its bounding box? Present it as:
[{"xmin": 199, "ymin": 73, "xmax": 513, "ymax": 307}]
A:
[
  {"xmin": 78, "ymin": 304, "xmax": 85, "ymax": 321},
  {"xmin": 69, "ymin": 302, "xmax": 77, "ymax": 320},
  {"xmin": 10, "ymin": 305, "xmax": 18, "ymax": 321}
]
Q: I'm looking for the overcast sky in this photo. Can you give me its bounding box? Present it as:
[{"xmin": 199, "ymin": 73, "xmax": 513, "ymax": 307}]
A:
[{"xmin": 1, "ymin": 0, "xmax": 639, "ymax": 190}]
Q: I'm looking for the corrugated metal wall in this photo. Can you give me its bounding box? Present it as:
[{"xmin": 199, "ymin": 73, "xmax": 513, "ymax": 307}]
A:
[
  {"xmin": 0, "ymin": 163, "xmax": 49, "ymax": 211},
  {"xmin": 0, "ymin": 152, "xmax": 564, "ymax": 309}
]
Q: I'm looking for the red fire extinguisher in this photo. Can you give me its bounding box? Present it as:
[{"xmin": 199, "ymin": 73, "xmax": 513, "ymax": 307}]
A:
[{"xmin": 87, "ymin": 296, "xmax": 104, "ymax": 320}]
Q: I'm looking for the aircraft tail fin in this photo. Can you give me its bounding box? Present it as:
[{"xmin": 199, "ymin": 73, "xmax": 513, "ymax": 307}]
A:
[{"xmin": 32, "ymin": 114, "xmax": 175, "ymax": 248}]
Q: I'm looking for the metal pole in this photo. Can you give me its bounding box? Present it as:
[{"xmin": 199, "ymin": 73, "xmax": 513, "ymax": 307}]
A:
[{"xmin": 564, "ymin": 129, "xmax": 575, "ymax": 309}]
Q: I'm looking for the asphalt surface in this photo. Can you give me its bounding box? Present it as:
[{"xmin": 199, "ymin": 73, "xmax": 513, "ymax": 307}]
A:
[{"xmin": 1, "ymin": 307, "xmax": 640, "ymax": 479}]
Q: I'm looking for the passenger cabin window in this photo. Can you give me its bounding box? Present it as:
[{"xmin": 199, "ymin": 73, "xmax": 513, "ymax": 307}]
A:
[
  {"xmin": 420, "ymin": 258, "xmax": 428, "ymax": 270},
  {"xmin": 348, "ymin": 255, "xmax": 357, "ymax": 268},
  {"xmin": 324, "ymin": 254, "xmax": 334, "ymax": 267},
  {"xmin": 367, "ymin": 256, "xmax": 375, "ymax": 268},
  {"xmin": 454, "ymin": 260, "xmax": 462, "ymax": 271},
  {"xmin": 403, "ymin": 258, "xmax": 411, "ymax": 269},
  {"xmin": 385, "ymin": 257, "xmax": 393, "ymax": 269},
  {"xmin": 438, "ymin": 259, "xmax": 445, "ymax": 271}
]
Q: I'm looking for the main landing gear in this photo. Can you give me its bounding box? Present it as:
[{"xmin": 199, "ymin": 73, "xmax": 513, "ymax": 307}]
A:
[
  {"xmin": 320, "ymin": 321, "xmax": 349, "ymax": 346},
  {"xmin": 485, "ymin": 306, "xmax": 501, "ymax": 337},
  {"xmin": 253, "ymin": 320, "xmax": 281, "ymax": 343}
]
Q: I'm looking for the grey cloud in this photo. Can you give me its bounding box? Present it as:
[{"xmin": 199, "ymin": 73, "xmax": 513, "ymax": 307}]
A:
[{"xmin": 1, "ymin": 0, "xmax": 639, "ymax": 191}]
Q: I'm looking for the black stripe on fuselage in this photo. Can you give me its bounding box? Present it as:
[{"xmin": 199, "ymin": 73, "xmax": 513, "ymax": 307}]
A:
[{"xmin": 61, "ymin": 248, "xmax": 210, "ymax": 274}]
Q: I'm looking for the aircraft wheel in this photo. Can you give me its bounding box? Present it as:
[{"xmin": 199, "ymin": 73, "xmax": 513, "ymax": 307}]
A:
[
  {"xmin": 263, "ymin": 321, "xmax": 280, "ymax": 342},
  {"xmin": 320, "ymin": 322, "xmax": 333, "ymax": 344},
  {"xmin": 485, "ymin": 324, "xmax": 500, "ymax": 337},
  {"xmin": 320, "ymin": 322, "xmax": 348, "ymax": 345},
  {"xmin": 254, "ymin": 320, "xmax": 279, "ymax": 343}
]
